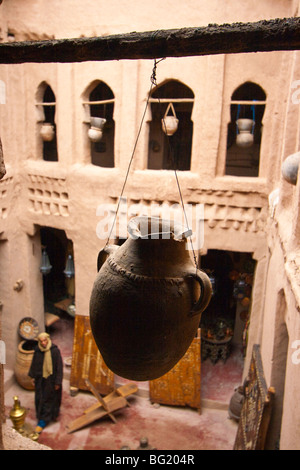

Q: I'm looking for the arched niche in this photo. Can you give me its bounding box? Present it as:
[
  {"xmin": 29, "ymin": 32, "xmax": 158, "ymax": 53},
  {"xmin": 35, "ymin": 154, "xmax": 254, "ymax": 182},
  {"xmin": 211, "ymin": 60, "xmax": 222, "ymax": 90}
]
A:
[
  {"xmin": 36, "ymin": 82, "xmax": 58, "ymax": 162},
  {"xmin": 82, "ymin": 80, "xmax": 115, "ymax": 168},
  {"xmin": 147, "ymin": 79, "xmax": 194, "ymax": 171},
  {"xmin": 225, "ymin": 82, "xmax": 266, "ymax": 177}
]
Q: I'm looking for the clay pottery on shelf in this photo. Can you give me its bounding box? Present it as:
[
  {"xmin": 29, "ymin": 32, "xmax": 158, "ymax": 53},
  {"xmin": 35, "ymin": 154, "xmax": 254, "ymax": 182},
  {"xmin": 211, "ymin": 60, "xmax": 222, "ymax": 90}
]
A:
[
  {"xmin": 236, "ymin": 118, "xmax": 255, "ymax": 148},
  {"xmin": 90, "ymin": 216, "xmax": 212, "ymax": 381},
  {"xmin": 40, "ymin": 122, "xmax": 55, "ymax": 142}
]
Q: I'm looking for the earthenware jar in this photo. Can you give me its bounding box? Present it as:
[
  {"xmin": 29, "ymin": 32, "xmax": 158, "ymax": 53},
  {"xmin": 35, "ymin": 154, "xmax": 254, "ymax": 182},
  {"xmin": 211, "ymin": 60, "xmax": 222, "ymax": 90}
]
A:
[
  {"xmin": 281, "ymin": 151, "xmax": 300, "ymax": 185},
  {"xmin": 88, "ymin": 117, "xmax": 106, "ymax": 142},
  {"xmin": 40, "ymin": 122, "xmax": 55, "ymax": 142},
  {"xmin": 236, "ymin": 118, "xmax": 254, "ymax": 148},
  {"xmin": 162, "ymin": 102, "xmax": 179, "ymax": 136},
  {"xmin": 14, "ymin": 340, "xmax": 37, "ymax": 390},
  {"xmin": 228, "ymin": 385, "xmax": 245, "ymax": 421},
  {"xmin": 90, "ymin": 216, "xmax": 212, "ymax": 381},
  {"xmin": 162, "ymin": 115, "xmax": 179, "ymax": 136}
]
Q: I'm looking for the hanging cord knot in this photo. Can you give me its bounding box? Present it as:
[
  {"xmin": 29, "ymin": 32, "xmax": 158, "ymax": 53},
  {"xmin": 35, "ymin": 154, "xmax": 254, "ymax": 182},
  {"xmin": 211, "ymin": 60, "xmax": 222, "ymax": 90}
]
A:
[{"xmin": 151, "ymin": 58, "xmax": 165, "ymax": 86}]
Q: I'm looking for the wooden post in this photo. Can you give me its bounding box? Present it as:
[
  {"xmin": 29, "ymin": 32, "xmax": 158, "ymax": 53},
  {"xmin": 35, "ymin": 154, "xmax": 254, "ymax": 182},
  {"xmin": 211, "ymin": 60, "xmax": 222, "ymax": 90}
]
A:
[{"xmin": 0, "ymin": 17, "xmax": 298, "ymax": 64}]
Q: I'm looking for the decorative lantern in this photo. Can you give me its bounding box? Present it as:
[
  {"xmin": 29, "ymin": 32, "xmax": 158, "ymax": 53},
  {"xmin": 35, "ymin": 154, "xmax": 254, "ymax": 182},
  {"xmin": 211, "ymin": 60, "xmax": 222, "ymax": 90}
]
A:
[
  {"xmin": 233, "ymin": 278, "xmax": 247, "ymax": 300},
  {"xmin": 88, "ymin": 117, "xmax": 106, "ymax": 142},
  {"xmin": 64, "ymin": 254, "xmax": 75, "ymax": 278},
  {"xmin": 215, "ymin": 319, "xmax": 227, "ymax": 340},
  {"xmin": 162, "ymin": 102, "xmax": 179, "ymax": 136},
  {"xmin": 40, "ymin": 249, "xmax": 52, "ymax": 275},
  {"xmin": 207, "ymin": 270, "xmax": 217, "ymax": 296},
  {"xmin": 10, "ymin": 396, "xmax": 26, "ymax": 433}
]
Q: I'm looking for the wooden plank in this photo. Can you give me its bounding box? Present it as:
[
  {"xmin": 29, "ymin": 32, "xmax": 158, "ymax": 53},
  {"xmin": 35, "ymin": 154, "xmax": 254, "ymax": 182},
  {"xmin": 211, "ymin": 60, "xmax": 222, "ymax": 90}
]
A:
[
  {"xmin": 0, "ymin": 18, "xmax": 299, "ymax": 64},
  {"xmin": 66, "ymin": 407, "xmax": 109, "ymax": 433},
  {"xmin": 83, "ymin": 383, "xmax": 138, "ymax": 414},
  {"xmin": 66, "ymin": 394, "xmax": 128, "ymax": 433},
  {"xmin": 85, "ymin": 378, "xmax": 109, "ymax": 411},
  {"xmin": 115, "ymin": 383, "xmax": 138, "ymax": 397},
  {"xmin": 149, "ymin": 330, "xmax": 201, "ymax": 410},
  {"xmin": 70, "ymin": 315, "xmax": 114, "ymax": 395}
]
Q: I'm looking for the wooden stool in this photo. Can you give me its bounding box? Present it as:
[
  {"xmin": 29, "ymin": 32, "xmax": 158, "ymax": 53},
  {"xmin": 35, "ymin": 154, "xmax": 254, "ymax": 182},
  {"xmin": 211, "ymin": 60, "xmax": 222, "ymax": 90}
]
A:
[{"xmin": 66, "ymin": 379, "xmax": 138, "ymax": 433}]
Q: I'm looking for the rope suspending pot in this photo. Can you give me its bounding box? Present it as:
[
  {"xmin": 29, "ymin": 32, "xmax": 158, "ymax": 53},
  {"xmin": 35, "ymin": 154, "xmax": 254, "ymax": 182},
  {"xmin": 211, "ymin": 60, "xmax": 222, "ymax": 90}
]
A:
[{"xmin": 90, "ymin": 60, "xmax": 212, "ymax": 381}]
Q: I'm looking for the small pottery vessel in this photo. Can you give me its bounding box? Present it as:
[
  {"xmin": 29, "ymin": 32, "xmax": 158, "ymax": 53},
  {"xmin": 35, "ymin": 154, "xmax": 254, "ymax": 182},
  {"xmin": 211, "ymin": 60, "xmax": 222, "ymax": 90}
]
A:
[
  {"xmin": 228, "ymin": 386, "xmax": 245, "ymax": 421},
  {"xmin": 40, "ymin": 122, "xmax": 55, "ymax": 142},
  {"xmin": 88, "ymin": 117, "xmax": 106, "ymax": 142},
  {"xmin": 162, "ymin": 102, "xmax": 179, "ymax": 136},
  {"xmin": 281, "ymin": 151, "xmax": 300, "ymax": 185},
  {"xmin": 90, "ymin": 216, "xmax": 212, "ymax": 381},
  {"xmin": 236, "ymin": 118, "xmax": 254, "ymax": 148},
  {"xmin": 162, "ymin": 115, "xmax": 179, "ymax": 136}
]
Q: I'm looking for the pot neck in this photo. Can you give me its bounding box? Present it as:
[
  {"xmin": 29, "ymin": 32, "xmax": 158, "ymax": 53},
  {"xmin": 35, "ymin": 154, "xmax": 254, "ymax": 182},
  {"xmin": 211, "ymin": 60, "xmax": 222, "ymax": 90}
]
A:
[{"xmin": 127, "ymin": 216, "xmax": 190, "ymax": 241}]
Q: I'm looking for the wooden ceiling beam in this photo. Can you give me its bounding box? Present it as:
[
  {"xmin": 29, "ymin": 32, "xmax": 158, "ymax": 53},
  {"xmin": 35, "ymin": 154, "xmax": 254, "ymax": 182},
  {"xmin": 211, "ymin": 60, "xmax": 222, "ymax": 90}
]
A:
[{"xmin": 0, "ymin": 17, "xmax": 299, "ymax": 64}]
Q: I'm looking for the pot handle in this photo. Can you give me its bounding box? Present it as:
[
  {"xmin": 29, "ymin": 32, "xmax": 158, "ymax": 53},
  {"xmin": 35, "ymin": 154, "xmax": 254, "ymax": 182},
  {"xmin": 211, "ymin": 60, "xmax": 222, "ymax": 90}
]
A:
[
  {"xmin": 97, "ymin": 244, "xmax": 118, "ymax": 271},
  {"xmin": 187, "ymin": 269, "xmax": 212, "ymax": 316}
]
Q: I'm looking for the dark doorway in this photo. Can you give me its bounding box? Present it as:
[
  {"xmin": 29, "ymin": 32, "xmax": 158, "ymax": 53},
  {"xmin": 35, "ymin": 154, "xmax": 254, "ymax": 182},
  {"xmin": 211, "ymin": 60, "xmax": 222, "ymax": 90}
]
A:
[
  {"xmin": 226, "ymin": 82, "xmax": 266, "ymax": 177},
  {"xmin": 42, "ymin": 85, "xmax": 58, "ymax": 162},
  {"xmin": 89, "ymin": 81, "xmax": 115, "ymax": 168},
  {"xmin": 40, "ymin": 227, "xmax": 74, "ymax": 313},
  {"xmin": 148, "ymin": 80, "xmax": 194, "ymax": 171},
  {"xmin": 200, "ymin": 249, "xmax": 256, "ymax": 354}
]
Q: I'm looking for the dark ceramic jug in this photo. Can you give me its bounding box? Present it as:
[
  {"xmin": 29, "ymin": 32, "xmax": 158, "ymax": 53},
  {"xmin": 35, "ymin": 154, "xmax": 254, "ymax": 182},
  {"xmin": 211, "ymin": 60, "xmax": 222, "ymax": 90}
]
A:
[{"xmin": 90, "ymin": 216, "xmax": 212, "ymax": 381}]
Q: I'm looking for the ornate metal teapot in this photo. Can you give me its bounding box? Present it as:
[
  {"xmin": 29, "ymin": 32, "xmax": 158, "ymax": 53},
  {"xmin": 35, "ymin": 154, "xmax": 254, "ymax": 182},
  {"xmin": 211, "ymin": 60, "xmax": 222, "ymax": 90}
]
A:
[{"xmin": 90, "ymin": 216, "xmax": 212, "ymax": 381}]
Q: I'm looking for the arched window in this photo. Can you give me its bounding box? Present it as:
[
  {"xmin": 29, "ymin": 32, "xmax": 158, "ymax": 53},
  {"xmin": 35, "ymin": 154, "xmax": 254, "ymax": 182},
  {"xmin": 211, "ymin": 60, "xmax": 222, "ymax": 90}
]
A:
[
  {"xmin": 226, "ymin": 82, "xmax": 266, "ymax": 177},
  {"xmin": 83, "ymin": 81, "xmax": 115, "ymax": 168},
  {"xmin": 36, "ymin": 83, "xmax": 58, "ymax": 162},
  {"xmin": 147, "ymin": 80, "xmax": 194, "ymax": 171}
]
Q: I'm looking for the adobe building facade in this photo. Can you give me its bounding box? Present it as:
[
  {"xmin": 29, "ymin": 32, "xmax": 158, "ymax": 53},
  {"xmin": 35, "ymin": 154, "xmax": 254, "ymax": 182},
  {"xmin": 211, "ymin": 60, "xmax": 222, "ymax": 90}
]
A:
[{"xmin": 0, "ymin": 0, "xmax": 299, "ymax": 450}]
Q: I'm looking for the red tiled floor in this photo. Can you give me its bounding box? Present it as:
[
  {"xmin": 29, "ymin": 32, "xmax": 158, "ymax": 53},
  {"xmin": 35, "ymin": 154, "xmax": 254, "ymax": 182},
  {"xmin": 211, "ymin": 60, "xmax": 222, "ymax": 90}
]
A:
[
  {"xmin": 5, "ymin": 380, "xmax": 238, "ymax": 450},
  {"xmin": 4, "ymin": 313, "xmax": 242, "ymax": 450},
  {"xmin": 201, "ymin": 345, "xmax": 244, "ymax": 403}
]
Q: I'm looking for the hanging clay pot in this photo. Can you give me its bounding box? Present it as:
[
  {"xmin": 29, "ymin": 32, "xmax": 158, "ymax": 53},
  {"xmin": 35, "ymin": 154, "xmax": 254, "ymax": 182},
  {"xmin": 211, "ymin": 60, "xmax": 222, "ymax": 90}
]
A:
[
  {"xmin": 90, "ymin": 216, "xmax": 212, "ymax": 381},
  {"xmin": 40, "ymin": 122, "xmax": 55, "ymax": 142},
  {"xmin": 88, "ymin": 117, "xmax": 106, "ymax": 142},
  {"xmin": 162, "ymin": 102, "xmax": 179, "ymax": 136},
  {"xmin": 281, "ymin": 151, "xmax": 300, "ymax": 185},
  {"xmin": 236, "ymin": 118, "xmax": 255, "ymax": 148}
]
